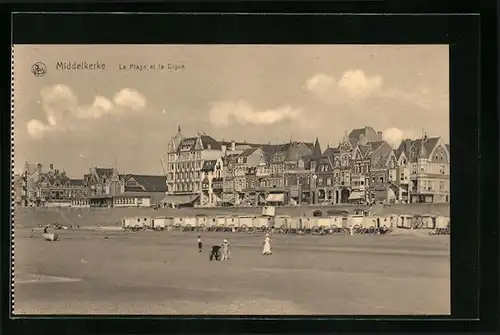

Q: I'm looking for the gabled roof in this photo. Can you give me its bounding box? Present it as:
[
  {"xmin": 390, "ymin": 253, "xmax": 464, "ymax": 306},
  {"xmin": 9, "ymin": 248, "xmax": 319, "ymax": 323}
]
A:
[
  {"xmin": 280, "ymin": 142, "xmax": 314, "ymax": 162},
  {"xmin": 367, "ymin": 141, "xmax": 385, "ymax": 152},
  {"xmin": 365, "ymin": 141, "xmax": 393, "ymax": 168},
  {"xmin": 125, "ymin": 174, "xmax": 167, "ymax": 192},
  {"xmin": 200, "ymin": 135, "xmax": 222, "ymax": 150},
  {"xmin": 395, "ymin": 139, "xmax": 413, "ymax": 159},
  {"xmin": 323, "ymin": 147, "xmax": 340, "ymax": 157},
  {"xmin": 396, "ymin": 137, "xmax": 442, "ymax": 161},
  {"xmin": 424, "ymin": 137, "xmax": 440, "ymax": 157},
  {"xmin": 201, "ymin": 160, "xmax": 217, "ymax": 172},
  {"xmin": 238, "ymin": 147, "xmax": 258, "ymax": 158},
  {"xmin": 358, "ymin": 144, "xmax": 372, "ymax": 157},
  {"xmin": 304, "ymin": 142, "xmax": 315, "ymax": 151}
]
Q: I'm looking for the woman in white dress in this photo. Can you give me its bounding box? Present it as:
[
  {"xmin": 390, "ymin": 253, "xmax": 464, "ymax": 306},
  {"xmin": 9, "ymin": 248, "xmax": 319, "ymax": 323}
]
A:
[
  {"xmin": 262, "ymin": 233, "xmax": 272, "ymax": 255},
  {"xmin": 221, "ymin": 238, "xmax": 230, "ymax": 260}
]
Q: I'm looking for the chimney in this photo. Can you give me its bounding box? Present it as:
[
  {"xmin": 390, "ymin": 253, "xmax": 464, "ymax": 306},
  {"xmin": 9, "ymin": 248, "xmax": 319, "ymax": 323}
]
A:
[
  {"xmin": 221, "ymin": 145, "xmax": 227, "ymax": 156},
  {"xmin": 37, "ymin": 163, "xmax": 42, "ymax": 172},
  {"xmin": 231, "ymin": 140, "xmax": 236, "ymax": 151},
  {"xmin": 377, "ymin": 131, "xmax": 383, "ymax": 141}
]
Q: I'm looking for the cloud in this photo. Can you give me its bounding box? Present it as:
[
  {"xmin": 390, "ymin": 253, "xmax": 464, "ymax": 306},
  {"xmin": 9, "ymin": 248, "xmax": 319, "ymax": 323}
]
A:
[
  {"xmin": 113, "ymin": 88, "xmax": 146, "ymax": 111},
  {"xmin": 208, "ymin": 100, "xmax": 302, "ymax": 127},
  {"xmin": 338, "ymin": 69, "xmax": 383, "ymax": 99},
  {"xmin": 382, "ymin": 127, "xmax": 417, "ymax": 148},
  {"xmin": 75, "ymin": 96, "xmax": 114, "ymax": 119},
  {"xmin": 306, "ymin": 70, "xmax": 383, "ymax": 104},
  {"xmin": 27, "ymin": 84, "xmax": 147, "ymax": 139},
  {"xmin": 306, "ymin": 69, "xmax": 436, "ymax": 110},
  {"xmin": 27, "ymin": 119, "xmax": 50, "ymax": 140}
]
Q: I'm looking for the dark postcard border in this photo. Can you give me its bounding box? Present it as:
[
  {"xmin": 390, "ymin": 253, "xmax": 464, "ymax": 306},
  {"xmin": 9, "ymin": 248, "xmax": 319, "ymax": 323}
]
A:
[{"xmin": 2, "ymin": 9, "xmax": 495, "ymax": 335}]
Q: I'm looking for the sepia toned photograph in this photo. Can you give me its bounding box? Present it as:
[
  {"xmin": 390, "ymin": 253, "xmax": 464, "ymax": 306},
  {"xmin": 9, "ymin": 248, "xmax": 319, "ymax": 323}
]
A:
[{"xmin": 12, "ymin": 44, "xmax": 450, "ymax": 315}]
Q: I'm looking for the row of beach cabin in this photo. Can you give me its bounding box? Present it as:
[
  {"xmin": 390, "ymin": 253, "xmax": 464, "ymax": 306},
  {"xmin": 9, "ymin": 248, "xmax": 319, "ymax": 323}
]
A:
[{"xmin": 121, "ymin": 213, "xmax": 450, "ymax": 231}]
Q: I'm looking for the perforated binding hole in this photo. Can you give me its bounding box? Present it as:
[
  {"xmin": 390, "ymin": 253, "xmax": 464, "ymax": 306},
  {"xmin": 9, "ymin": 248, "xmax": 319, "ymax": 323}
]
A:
[{"xmin": 10, "ymin": 45, "xmax": 15, "ymax": 313}]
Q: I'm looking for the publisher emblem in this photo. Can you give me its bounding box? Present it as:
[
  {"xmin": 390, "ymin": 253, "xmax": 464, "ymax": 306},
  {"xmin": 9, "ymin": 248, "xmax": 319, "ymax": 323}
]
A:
[{"xmin": 32, "ymin": 62, "xmax": 47, "ymax": 77}]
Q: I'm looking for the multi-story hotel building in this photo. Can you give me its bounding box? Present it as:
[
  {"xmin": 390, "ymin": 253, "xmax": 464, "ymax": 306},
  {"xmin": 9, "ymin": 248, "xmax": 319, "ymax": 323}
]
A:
[{"xmin": 164, "ymin": 127, "xmax": 260, "ymax": 206}]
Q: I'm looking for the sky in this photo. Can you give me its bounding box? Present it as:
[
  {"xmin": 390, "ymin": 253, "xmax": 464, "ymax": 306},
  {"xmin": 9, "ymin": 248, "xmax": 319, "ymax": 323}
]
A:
[{"xmin": 13, "ymin": 45, "xmax": 449, "ymax": 178}]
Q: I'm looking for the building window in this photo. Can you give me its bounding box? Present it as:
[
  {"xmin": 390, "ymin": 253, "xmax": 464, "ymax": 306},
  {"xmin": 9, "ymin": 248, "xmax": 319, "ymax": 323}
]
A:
[
  {"xmin": 439, "ymin": 181, "xmax": 444, "ymax": 190},
  {"xmin": 318, "ymin": 178, "xmax": 323, "ymax": 186},
  {"xmin": 379, "ymin": 176, "xmax": 384, "ymax": 183},
  {"xmin": 361, "ymin": 180, "xmax": 364, "ymax": 186}
]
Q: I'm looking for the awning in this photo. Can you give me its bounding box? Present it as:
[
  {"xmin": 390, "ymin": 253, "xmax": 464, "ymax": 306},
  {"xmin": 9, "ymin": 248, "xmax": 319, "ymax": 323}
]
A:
[
  {"xmin": 162, "ymin": 194, "xmax": 199, "ymax": 205},
  {"xmin": 266, "ymin": 193, "xmax": 285, "ymax": 203},
  {"xmin": 348, "ymin": 191, "xmax": 364, "ymax": 200}
]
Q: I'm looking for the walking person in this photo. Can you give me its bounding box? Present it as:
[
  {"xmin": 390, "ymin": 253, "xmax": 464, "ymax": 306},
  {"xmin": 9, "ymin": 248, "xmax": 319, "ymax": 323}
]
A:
[
  {"xmin": 197, "ymin": 235, "xmax": 203, "ymax": 252},
  {"xmin": 221, "ymin": 238, "xmax": 230, "ymax": 260},
  {"xmin": 262, "ymin": 233, "xmax": 272, "ymax": 255}
]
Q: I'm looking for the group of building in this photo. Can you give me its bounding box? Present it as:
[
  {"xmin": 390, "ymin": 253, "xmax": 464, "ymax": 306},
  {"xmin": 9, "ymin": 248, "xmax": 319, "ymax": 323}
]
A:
[
  {"xmin": 12, "ymin": 164, "xmax": 168, "ymax": 208},
  {"xmin": 163, "ymin": 126, "xmax": 450, "ymax": 208},
  {"xmin": 12, "ymin": 125, "xmax": 450, "ymax": 208}
]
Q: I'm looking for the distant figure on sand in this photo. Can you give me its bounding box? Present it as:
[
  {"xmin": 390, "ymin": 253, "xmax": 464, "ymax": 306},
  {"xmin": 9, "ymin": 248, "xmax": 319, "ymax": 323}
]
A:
[
  {"xmin": 221, "ymin": 238, "xmax": 230, "ymax": 260},
  {"xmin": 197, "ymin": 236, "xmax": 203, "ymax": 252},
  {"xmin": 262, "ymin": 233, "xmax": 272, "ymax": 255}
]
